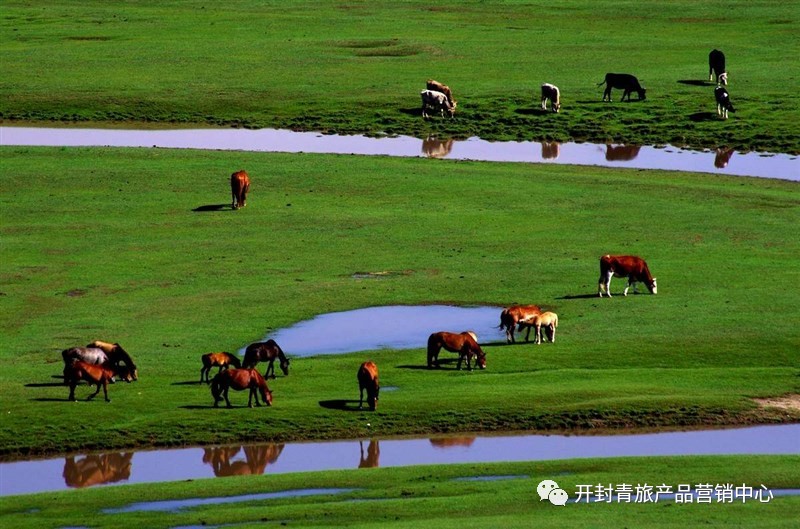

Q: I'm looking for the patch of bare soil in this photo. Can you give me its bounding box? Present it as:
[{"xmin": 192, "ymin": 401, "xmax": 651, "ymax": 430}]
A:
[{"xmin": 753, "ymin": 394, "xmax": 800, "ymax": 413}]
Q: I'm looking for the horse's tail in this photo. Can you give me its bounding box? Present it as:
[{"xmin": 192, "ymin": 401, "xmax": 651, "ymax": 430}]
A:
[
  {"xmin": 426, "ymin": 334, "xmax": 440, "ymax": 366},
  {"xmin": 498, "ymin": 309, "xmax": 509, "ymax": 331}
]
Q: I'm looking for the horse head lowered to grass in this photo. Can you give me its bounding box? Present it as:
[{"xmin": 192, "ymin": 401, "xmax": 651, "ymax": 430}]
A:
[{"xmin": 243, "ymin": 340, "xmax": 290, "ymax": 379}]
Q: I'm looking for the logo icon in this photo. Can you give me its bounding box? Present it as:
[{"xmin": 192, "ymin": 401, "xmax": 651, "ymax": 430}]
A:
[{"xmin": 538, "ymin": 479, "xmax": 569, "ymax": 506}]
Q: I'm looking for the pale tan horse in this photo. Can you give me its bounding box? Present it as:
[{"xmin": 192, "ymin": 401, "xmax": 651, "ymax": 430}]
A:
[
  {"xmin": 87, "ymin": 340, "xmax": 138, "ymax": 381},
  {"xmin": 517, "ymin": 311, "xmax": 559, "ymax": 344}
]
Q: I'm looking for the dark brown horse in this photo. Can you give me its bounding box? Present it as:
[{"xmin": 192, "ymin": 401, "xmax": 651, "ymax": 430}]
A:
[
  {"xmin": 211, "ymin": 368, "xmax": 272, "ymax": 408},
  {"xmin": 65, "ymin": 360, "xmax": 132, "ymax": 402},
  {"xmin": 357, "ymin": 361, "xmax": 380, "ymax": 411},
  {"xmin": 427, "ymin": 331, "xmax": 486, "ymax": 370},
  {"xmin": 243, "ymin": 340, "xmax": 290, "ymax": 379},
  {"xmin": 498, "ymin": 305, "xmax": 542, "ymax": 343},
  {"xmin": 200, "ymin": 351, "xmax": 241, "ymax": 383},
  {"xmin": 87, "ymin": 340, "xmax": 138, "ymax": 381}
]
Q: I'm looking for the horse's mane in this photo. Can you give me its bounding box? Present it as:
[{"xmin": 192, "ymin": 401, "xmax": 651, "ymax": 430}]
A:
[{"xmin": 111, "ymin": 344, "xmax": 136, "ymax": 369}]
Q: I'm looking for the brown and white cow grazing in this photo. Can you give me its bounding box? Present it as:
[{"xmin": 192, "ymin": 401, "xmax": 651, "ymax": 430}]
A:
[
  {"xmin": 426, "ymin": 79, "xmax": 455, "ymax": 106},
  {"xmin": 598, "ymin": 255, "xmax": 657, "ymax": 297},
  {"xmin": 598, "ymin": 73, "xmax": 646, "ymax": 102},
  {"xmin": 230, "ymin": 170, "xmax": 250, "ymax": 210},
  {"xmin": 540, "ymin": 83, "xmax": 561, "ymax": 113},
  {"xmin": 421, "ymin": 90, "xmax": 456, "ymax": 118},
  {"xmin": 709, "ymin": 49, "xmax": 727, "ymax": 85}
]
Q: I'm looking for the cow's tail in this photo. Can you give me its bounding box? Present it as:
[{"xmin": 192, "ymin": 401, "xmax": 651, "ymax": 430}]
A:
[{"xmin": 597, "ymin": 79, "xmax": 607, "ymax": 87}]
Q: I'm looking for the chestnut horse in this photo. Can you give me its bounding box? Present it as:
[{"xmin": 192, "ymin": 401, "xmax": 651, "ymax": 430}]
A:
[
  {"xmin": 65, "ymin": 360, "xmax": 132, "ymax": 402},
  {"xmin": 211, "ymin": 368, "xmax": 272, "ymax": 408},
  {"xmin": 231, "ymin": 170, "xmax": 250, "ymax": 210},
  {"xmin": 517, "ymin": 311, "xmax": 559, "ymax": 344},
  {"xmin": 498, "ymin": 305, "xmax": 541, "ymax": 343},
  {"xmin": 243, "ymin": 340, "xmax": 290, "ymax": 379},
  {"xmin": 87, "ymin": 340, "xmax": 138, "ymax": 381},
  {"xmin": 427, "ymin": 331, "xmax": 486, "ymax": 370},
  {"xmin": 200, "ymin": 351, "xmax": 241, "ymax": 383},
  {"xmin": 357, "ymin": 361, "xmax": 380, "ymax": 411}
]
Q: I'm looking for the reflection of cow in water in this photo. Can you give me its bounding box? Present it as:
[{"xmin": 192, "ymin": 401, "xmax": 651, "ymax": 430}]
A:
[
  {"xmin": 429, "ymin": 436, "xmax": 476, "ymax": 448},
  {"xmin": 63, "ymin": 452, "xmax": 133, "ymax": 488},
  {"xmin": 422, "ymin": 137, "xmax": 454, "ymax": 158},
  {"xmin": 605, "ymin": 144, "xmax": 641, "ymax": 161},
  {"xmin": 541, "ymin": 141, "xmax": 560, "ymax": 160},
  {"xmin": 359, "ymin": 439, "xmax": 380, "ymax": 468},
  {"xmin": 202, "ymin": 443, "xmax": 285, "ymax": 477},
  {"xmin": 714, "ymin": 148, "xmax": 735, "ymax": 168}
]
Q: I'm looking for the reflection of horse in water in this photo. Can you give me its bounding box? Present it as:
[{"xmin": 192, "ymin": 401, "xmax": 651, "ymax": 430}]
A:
[
  {"xmin": 541, "ymin": 141, "xmax": 560, "ymax": 160},
  {"xmin": 422, "ymin": 137, "xmax": 454, "ymax": 158},
  {"xmin": 63, "ymin": 452, "xmax": 133, "ymax": 488},
  {"xmin": 429, "ymin": 436, "xmax": 476, "ymax": 448},
  {"xmin": 359, "ymin": 439, "xmax": 380, "ymax": 468},
  {"xmin": 714, "ymin": 148, "xmax": 735, "ymax": 168},
  {"xmin": 605, "ymin": 144, "xmax": 641, "ymax": 161},
  {"xmin": 202, "ymin": 444, "xmax": 285, "ymax": 477}
]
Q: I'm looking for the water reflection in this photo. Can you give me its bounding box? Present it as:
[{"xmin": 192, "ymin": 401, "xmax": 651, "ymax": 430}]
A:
[
  {"xmin": 422, "ymin": 136, "xmax": 454, "ymax": 158},
  {"xmin": 715, "ymin": 147, "xmax": 735, "ymax": 168},
  {"xmin": 605, "ymin": 144, "xmax": 641, "ymax": 161},
  {"xmin": 541, "ymin": 141, "xmax": 560, "ymax": 160},
  {"xmin": 202, "ymin": 444, "xmax": 284, "ymax": 477},
  {"xmin": 358, "ymin": 440, "xmax": 380, "ymax": 468},
  {"xmin": 62, "ymin": 452, "xmax": 132, "ymax": 488},
  {"xmin": 2, "ymin": 127, "xmax": 797, "ymax": 180},
  {"xmin": 1, "ymin": 424, "xmax": 798, "ymax": 496}
]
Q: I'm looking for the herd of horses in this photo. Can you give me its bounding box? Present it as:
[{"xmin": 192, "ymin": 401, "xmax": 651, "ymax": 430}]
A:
[{"xmin": 59, "ymin": 254, "xmax": 655, "ymax": 408}]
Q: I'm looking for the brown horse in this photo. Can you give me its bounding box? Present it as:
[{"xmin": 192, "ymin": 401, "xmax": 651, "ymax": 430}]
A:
[
  {"xmin": 359, "ymin": 439, "xmax": 380, "ymax": 468},
  {"xmin": 243, "ymin": 340, "xmax": 290, "ymax": 379},
  {"xmin": 427, "ymin": 331, "xmax": 486, "ymax": 370},
  {"xmin": 203, "ymin": 444, "xmax": 284, "ymax": 476},
  {"xmin": 87, "ymin": 340, "xmax": 138, "ymax": 381},
  {"xmin": 517, "ymin": 311, "xmax": 559, "ymax": 344},
  {"xmin": 65, "ymin": 360, "xmax": 132, "ymax": 402},
  {"xmin": 357, "ymin": 361, "xmax": 380, "ymax": 411},
  {"xmin": 230, "ymin": 169, "xmax": 250, "ymax": 210},
  {"xmin": 200, "ymin": 351, "xmax": 241, "ymax": 383},
  {"xmin": 63, "ymin": 452, "xmax": 133, "ymax": 488},
  {"xmin": 499, "ymin": 305, "xmax": 541, "ymax": 343},
  {"xmin": 211, "ymin": 368, "xmax": 272, "ymax": 408}
]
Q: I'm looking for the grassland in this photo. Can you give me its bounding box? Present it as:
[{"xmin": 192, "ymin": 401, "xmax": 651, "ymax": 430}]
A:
[
  {"xmin": 2, "ymin": 1, "xmax": 799, "ymax": 153},
  {"xmin": 0, "ymin": 147, "xmax": 798, "ymax": 458},
  {"xmin": 1, "ymin": 456, "xmax": 798, "ymax": 528}
]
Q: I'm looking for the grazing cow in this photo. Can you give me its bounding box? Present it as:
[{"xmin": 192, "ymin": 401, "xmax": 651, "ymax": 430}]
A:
[
  {"xmin": 541, "ymin": 141, "xmax": 560, "ymax": 160},
  {"xmin": 715, "ymin": 86, "xmax": 735, "ymax": 119},
  {"xmin": 598, "ymin": 73, "xmax": 646, "ymax": 102},
  {"xmin": 714, "ymin": 147, "xmax": 735, "ymax": 168},
  {"xmin": 517, "ymin": 311, "xmax": 559, "ymax": 344},
  {"xmin": 540, "ymin": 83, "xmax": 561, "ymax": 113},
  {"xmin": 421, "ymin": 89, "xmax": 456, "ymax": 118},
  {"xmin": 499, "ymin": 304, "xmax": 542, "ymax": 343},
  {"xmin": 230, "ymin": 170, "xmax": 250, "ymax": 210},
  {"xmin": 426, "ymin": 79, "xmax": 455, "ymax": 105},
  {"xmin": 357, "ymin": 361, "xmax": 380, "ymax": 411},
  {"xmin": 598, "ymin": 254, "xmax": 657, "ymax": 297},
  {"xmin": 200, "ymin": 351, "xmax": 242, "ymax": 383},
  {"xmin": 605, "ymin": 144, "xmax": 641, "ymax": 162},
  {"xmin": 709, "ymin": 49, "xmax": 727, "ymax": 85},
  {"xmin": 422, "ymin": 136, "xmax": 454, "ymax": 158}
]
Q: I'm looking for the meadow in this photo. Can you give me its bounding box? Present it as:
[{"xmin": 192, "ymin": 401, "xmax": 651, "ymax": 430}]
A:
[
  {"xmin": 0, "ymin": 147, "xmax": 798, "ymax": 457},
  {"xmin": 1, "ymin": 0, "xmax": 799, "ymax": 153}
]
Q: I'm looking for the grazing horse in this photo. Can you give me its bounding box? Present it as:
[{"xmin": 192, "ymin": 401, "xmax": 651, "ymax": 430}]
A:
[
  {"xmin": 62, "ymin": 347, "xmax": 110, "ymax": 383},
  {"xmin": 517, "ymin": 311, "xmax": 559, "ymax": 344},
  {"xmin": 211, "ymin": 368, "xmax": 272, "ymax": 408},
  {"xmin": 242, "ymin": 340, "xmax": 290, "ymax": 379},
  {"xmin": 357, "ymin": 361, "xmax": 380, "ymax": 411},
  {"xmin": 498, "ymin": 305, "xmax": 542, "ymax": 343},
  {"xmin": 65, "ymin": 360, "xmax": 131, "ymax": 402},
  {"xmin": 87, "ymin": 340, "xmax": 138, "ymax": 381},
  {"xmin": 200, "ymin": 351, "xmax": 241, "ymax": 383},
  {"xmin": 427, "ymin": 331, "xmax": 486, "ymax": 370},
  {"xmin": 230, "ymin": 170, "xmax": 250, "ymax": 210}
]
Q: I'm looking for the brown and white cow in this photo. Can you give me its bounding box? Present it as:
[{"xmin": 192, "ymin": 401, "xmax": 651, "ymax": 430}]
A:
[
  {"xmin": 230, "ymin": 170, "xmax": 250, "ymax": 210},
  {"xmin": 540, "ymin": 83, "xmax": 561, "ymax": 113},
  {"xmin": 426, "ymin": 79, "xmax": 455, "ymax": 106},
  {"xmin": 421, "ymin": 90, "xmax": 456, "ymax": 118},
  {"xmin": 598, "ymin": 255, "xmax": 657, "ymax": 297}
]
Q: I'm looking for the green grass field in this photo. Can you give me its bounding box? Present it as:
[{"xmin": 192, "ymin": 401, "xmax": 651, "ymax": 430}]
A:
[
  {"xmin": 1, "ymin": 456, "xmax": 798, "ymax": 528},
  {"xmin": 0, "ymin": 147, "xmax": 798, "ymax": 457},
  {"xmin": 2, "ymin": 1, "xmax": 799, "ymax": 153}
]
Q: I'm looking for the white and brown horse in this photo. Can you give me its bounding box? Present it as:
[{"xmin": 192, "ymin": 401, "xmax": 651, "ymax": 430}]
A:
[{"xmin": 87, "ymin": 340, "xmax": 138, "ymax": 381}]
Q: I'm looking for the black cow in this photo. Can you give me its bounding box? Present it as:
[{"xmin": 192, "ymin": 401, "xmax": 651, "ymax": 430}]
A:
[
  {"xmin": 598, "ymin": 73, "xmax": 646, "ymax": 102},
  {"xmin": 714, "ymin": 86, "xmax": 735, "ymax": 119},
  {"xmin": 709, "ymin": 49, "xmax": 727, "ymax": 85}
]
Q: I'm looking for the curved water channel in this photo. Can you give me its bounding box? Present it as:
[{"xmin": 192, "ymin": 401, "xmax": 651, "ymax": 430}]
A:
[{"xmin": 1, "ymin": 126, "xmax": 798, "ymax": 180}]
